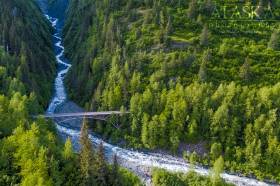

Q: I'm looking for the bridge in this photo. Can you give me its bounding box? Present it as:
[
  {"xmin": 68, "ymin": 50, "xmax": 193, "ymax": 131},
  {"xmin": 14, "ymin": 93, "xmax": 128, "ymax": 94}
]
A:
[{"xmin": 35, "ymin": 111, "xmax": 129, "ymax": 121}]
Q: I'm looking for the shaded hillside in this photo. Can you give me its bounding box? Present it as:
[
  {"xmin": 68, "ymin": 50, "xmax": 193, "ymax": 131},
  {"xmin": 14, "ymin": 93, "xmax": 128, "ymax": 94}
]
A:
[{"xmin": 0, "ymin": 0, "xmax": 55, "ymax": 106}]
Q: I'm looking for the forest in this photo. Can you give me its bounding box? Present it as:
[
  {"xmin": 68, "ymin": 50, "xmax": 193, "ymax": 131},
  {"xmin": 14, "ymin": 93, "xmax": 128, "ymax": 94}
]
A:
[
  {"xmin": 152, "ymin": 167, "xmax": 233, "ymax": 186},
  {"xmin": 0, "ymin": 0, "xmax": 142, "ymax": 185},
  {"xmin": 0, "ymin": 0, "xmax": 56, "ymax": 106},
  {"xmin": 1, "ymin": 0, "xmax": 280, "ymax": 185},
  {"xmin": 63, "ymin": 0, "xmax": 280, "ymax": 183}
]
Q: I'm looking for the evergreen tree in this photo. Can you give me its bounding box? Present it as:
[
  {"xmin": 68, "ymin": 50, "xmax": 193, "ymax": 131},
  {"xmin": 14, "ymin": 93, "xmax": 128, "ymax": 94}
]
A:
[
  {"xmin": 239, "ymin": 57, "xmax": 251, "ymax": 82},
  {"xmin": 95, "ymin": 143, "xmax": 109, "ymax": 186},
  {"xmin": 187, "ymin": 120, "xmax": 198, "ymax": 141},
  {"xmin": 211, "ymin": 156, "xmax": 224, "ymax": 184},
  {"xmin": 210, "ymin": 142, "xmax": 222, "ymax": 161},
  {"xmin": 268, "ymin": 29, "xmax": 279, "ymax": 50},
  {"xmin": 202, "ymin": 49, "xmax": 212, "ymax": 63},
  {"xmin": 190, "ymin": 151, "xmax": 198, "ymax": 165},
  {"xmin": 200, "ymin": 24, "xmax": 209, "ymax": 46},
  {"xmin": 79, "ymin": 119, "xmax": 95, "ymax": 185},
  {"xmin": 63, "ymin": 137, "xmax": 74, "ymax": 161},
  {"xmin": 130, "ymin": 72, "xmax": 141, "ymax": 94},
  {"xmin": 198, "ymin": 61, "xmax": 207, "ymax": 82},
  {"xmin": 187, "ymin": 0, "xmax": 197, "ymax": 20},
  {"xmin": 141, "ymin": 114, "xmax": 150, "ymax": 147},
  {"xmin": 111, "ymin": 154, "xmax": 120, "ymax": 186},
  {"xmin": 166, "ymin": 16, "xmax": 173, "ymax": 35}
]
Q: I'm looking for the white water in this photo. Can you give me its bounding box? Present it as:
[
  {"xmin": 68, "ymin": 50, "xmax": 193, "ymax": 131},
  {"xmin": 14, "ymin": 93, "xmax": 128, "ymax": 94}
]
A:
[
  {"xmin": 45, "ymin": 15, "xmax": 71, "ymax": 114},
  {"xmin": 44, "ymin": 14, "xmax": 276, "ymax": 186}
]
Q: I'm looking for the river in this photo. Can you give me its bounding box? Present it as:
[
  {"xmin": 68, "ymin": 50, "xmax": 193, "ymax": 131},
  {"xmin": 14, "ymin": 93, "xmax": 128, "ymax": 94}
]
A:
[{"xmin": 40, "ymin": 1, "xmax": 275, "ymax": 186}]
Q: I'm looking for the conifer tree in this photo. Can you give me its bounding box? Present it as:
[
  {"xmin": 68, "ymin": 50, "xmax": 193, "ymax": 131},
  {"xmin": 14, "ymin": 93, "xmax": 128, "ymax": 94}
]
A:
[
  {"xmin": 211, "ymin": 156, "xmax": 224, "ymax": 184},
  {"xmin": 268, "ymin": 29, "xmax": 279, "ymax": 50},
  {"xmin": 79, "ymin": 118, "xmax": 95, "ymax": 185},
  {"xmin": 202, "ymin": 49, "xmax": 212, "ymax": 63},
  {"xmin": 63, "ymin": 137, "xmax": 74, "ymax": 161},
  {"xmin": 141, "ymin": 114, "xmax": 150, "ymax": 147},
  {"xmin": 239, "ymin": 57, "xmax": 251, "ymax": 82},
  {"xmin": 95, "ymin": 143, "xmax": 109, "ymax": 186},
  {"xmin": 210, "ymin": 142, "xmax": 222, "ymax": 161},
  {"xmin": 111, "ymin": 154, "xmax": 120, "ymax": 186},
  {"xmin": 198, "ymin": 62, "xmax": 207, "ymax": 82},
  {"xmin": 187, "ymin": 0, "xmax": 197, "ymax": 20},
  {"xmin": 200, "ymin": 24, "xmax": 209, "ymax": 46},
  {"xmin": 166, "ymin": 16, "xmax": 173, "ymax": 35}
]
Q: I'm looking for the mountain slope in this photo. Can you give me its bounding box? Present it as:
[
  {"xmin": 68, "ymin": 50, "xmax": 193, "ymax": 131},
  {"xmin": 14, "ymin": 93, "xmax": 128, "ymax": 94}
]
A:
[
  {"xmin": 0, "ymin": 0, "xmax": 62, "ymax": 185},
  {"xmin": 0, "ymin": 1, "xmax": 143, "ymax": 185},
  {"xmin": 63, "ymin": 0, "xmax": 280, "ymax": 183},
  {"xmin": 0, "ymin": 0, "xmax": 55, "ymax": 106}
]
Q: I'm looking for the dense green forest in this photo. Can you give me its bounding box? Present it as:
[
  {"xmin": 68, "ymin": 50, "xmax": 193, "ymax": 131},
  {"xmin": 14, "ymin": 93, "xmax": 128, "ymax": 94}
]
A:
[
  {"xmin": 0, "ymin": 0, "xmax": 56, "ymax": 106},
  {"xmin": 63, "ymin": 0, "xmax": 280, "ymax": 183},
  {"xmin": 152, "ymin": 155, "xmax": 232, "ymax": 185},
  {"xmin": 152, "ymin": 166, "xmax": 233, "ymax": 186},
  {"xmin": 0, "ymin": 0, "xmax": 142, "ymax": 185}
]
